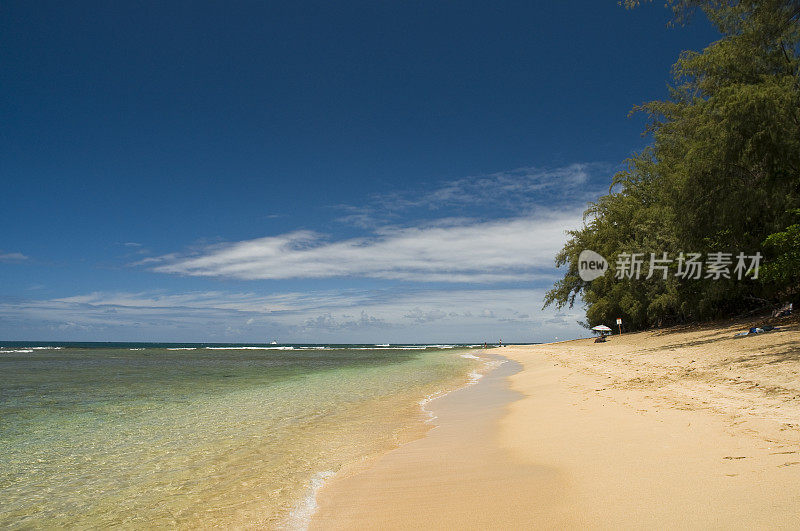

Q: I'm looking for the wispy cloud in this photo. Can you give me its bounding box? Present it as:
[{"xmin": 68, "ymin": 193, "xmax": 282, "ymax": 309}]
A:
[
  {"xmin": 142, "ymin": 210, "xmax": 582, "ymax": 282},
  {"xmin": 386, "ymin": 163, "xmax": 597, "ymax": 209},
  {"xmin": 300, "ymin": 311, "xmax": 391, "ymax": 331},
  {"xmin": 403, "ymin": 307, "xmax": 448, "ymax": 323},
  {"xmin": 0, "ymin": 251, "xmax": 28, "ymax": 262},
  {"xmin": 53, "ymin": 290, "xmax": 373, "ymax": 314},
  {"xmin": 335, "ymin": 162, "xmax": 609, "ymax": 227},
  {"xmin": 0, "ymin": 163, "xmax": 603, "ymax": 341},
  {"xmin": 0, "ymin": 288, "xmax": 586, "ymax": 341},
  {"xmin": 135, "ymin": 162, "xmax": 607, "ymax": 283}
]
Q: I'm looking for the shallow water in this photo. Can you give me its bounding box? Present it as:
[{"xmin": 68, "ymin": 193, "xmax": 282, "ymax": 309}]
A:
[{"xmin": 0, "ymin": 344, "xmax": 482, "ymax": 528}]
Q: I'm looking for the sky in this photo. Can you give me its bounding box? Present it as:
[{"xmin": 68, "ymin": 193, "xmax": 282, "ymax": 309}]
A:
[{"xmin": 0, "ymin": 1, "xmax": 719, "ymax": 343}]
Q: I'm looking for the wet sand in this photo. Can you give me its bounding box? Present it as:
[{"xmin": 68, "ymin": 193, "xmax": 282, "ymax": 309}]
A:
[
  {"xmin": 311, "ymin": 320, "xmax": 800, "ymax": 529},
  {"xmin": 311, "ymin": 358, "xmax": 578, "ymax": 529}
]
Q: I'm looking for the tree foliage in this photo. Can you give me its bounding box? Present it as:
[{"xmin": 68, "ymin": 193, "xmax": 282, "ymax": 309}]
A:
[{"xmin": 545, "ymin": 0, "xmax": 800, "ymax": 329}]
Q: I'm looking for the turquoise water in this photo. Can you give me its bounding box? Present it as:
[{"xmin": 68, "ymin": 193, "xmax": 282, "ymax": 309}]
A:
[{"xmin": 0, "ymin": 344, "xmax": 484, "ymax": 528}]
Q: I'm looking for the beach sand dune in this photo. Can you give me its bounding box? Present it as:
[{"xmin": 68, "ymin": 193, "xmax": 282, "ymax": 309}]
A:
[{"xmin": 312, "ymin": 319, "xmax": 800, "ymax": 529}]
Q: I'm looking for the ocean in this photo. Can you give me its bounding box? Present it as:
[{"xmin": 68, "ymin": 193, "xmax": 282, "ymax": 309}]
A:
[{"xmin": 0, "ymin": 342, "xmax": 488, "ymax": 528}]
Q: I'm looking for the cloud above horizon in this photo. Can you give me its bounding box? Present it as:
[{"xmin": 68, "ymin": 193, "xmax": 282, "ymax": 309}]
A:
[
  {"xmin": 137, "ymin": 163, "xmax": 608, "ymax": 283},
  {"xmin": 142, "ymin": 210, "xmax": 583, "ymax": 282},
  {"xmin": 335, "ymin": 162, "xmax": 607, "ymax": 226},
  {"xmin": 0, "ymin": 288, "xmax": 586, "ymax": 342},
  {"xmin": 0, "ymin": 251, "xmax": 28, "ymax": 262},
  {"xmin": 0, "ymin": 163, "xmax": 604, "ymax": 342}
]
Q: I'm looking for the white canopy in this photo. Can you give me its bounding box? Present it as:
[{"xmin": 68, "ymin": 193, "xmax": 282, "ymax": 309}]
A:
[{"xmin": 591, "ymin": 325, "xmax": 612, "ymax": 332}]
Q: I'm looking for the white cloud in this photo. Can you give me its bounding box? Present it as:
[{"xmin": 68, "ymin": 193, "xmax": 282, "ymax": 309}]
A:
[
  {"xmin": 0, "ymin": 163, "xmax": 603, "ymax": 341},
  {"xmin": 334, "ymin": 162, "xmax": 609, "ymax": 227},
  {"xmin": 0, "ymin": 288, "xmax": 586, "ymax": 342},
  {"xmin": 403, "ymin": 307, "xmax": 448, "ymax": 323},
  {"xmin": 52, "ymin": 289, "xmax": 384, "ymax": 316},
  {"xmin": 300, "ymin": 310, "xmax": 390, "ymax": 331},
  {"xmin": 389, "ymin": 163, "xmax": 595, "ymax": 209},
  {"xmin": 143, "ymin": 209, "xmax": 582, "ymax": 282},
  {"xmin": 0, "ymin": 251, "xmax": 28, "ymax": 262}
]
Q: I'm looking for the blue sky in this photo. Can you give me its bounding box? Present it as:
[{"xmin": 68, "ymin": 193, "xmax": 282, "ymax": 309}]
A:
[{"xmin": 1, "ymin": 1, "xmax": 718, "ymax": 342}]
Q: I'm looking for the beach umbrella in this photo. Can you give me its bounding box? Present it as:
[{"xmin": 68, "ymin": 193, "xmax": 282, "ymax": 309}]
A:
[{"xmin": 591, "ymin": 325, "xmax": 612, "ymax": 332}]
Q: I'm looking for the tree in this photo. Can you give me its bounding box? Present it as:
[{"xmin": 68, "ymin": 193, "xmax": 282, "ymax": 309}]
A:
[{"xmin": 545, "ymin": 0, "xmax": 800, "ymax": 329}]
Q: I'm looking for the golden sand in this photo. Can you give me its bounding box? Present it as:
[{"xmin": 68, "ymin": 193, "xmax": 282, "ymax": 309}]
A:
[{"xmin": 311, "ymin": 319, "xmax": 800, "ymax": 529}]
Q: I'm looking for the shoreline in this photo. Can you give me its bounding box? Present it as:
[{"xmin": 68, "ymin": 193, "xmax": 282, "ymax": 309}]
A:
[
  {"xmin": 308, "ymin": 352, "xmax": 587, "ymax": 529},
  {"xmin": 310, "ymin": 323, "xmax": 800, "ymax": 528},
  {"xmin": 290, "ymin": 350, "xmax": 497, "ymax": 529},
  {"xmin": 0, "ymin": 345, "xmax": 488, "ymax": 529}
]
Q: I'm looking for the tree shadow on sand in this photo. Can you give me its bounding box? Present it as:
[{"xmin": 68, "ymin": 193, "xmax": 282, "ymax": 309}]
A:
[
  {"xmin": 640, "ymin": 320, "xmax": 799, "ymax": 352},
  {"xmin": 721, "ymin": 340, "xmax": 800, "ymax": 369},
  {"xmin": 650, "ymin": 315, "xmax": 800, "ymax": 339}
]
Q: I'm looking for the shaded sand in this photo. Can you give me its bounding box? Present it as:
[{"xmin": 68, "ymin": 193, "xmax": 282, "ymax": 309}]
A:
[{"xmin": 311, "ymin": 319, "xmax": 800, "ymax": 529}]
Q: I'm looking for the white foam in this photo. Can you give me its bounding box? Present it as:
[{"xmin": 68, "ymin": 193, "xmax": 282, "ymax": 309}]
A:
[
  {"xmin": 283, "ymin": 470, "xmax": 335, "ymax": 530},
  {"xmin": 418, "ymin": 391, "xmax": 448, "ymax": 423},
  {"xmin": 417, "ymin": 355, "xmax": 504, "ymax": 424},
  {"xmin": 128, "ymin": 348, "xmax": 145, "ymax": 351},
  {"xmin": 166, "ymin": 347, "xmax": 197, "ymax": 350},
  {"xmin": 205, "ymin": 346, "xmax": 295, "ymax": 350},
  {"xmin": 1, "ymin": 346, "xmax": 62, "ymax": 352},
  {"xmin": 464, "ymin": 358, "xmax": 506, "ymax": 386},
  {"xmin": 351, "ymin": 346, "xmax": 427, "ymax": 350},
  {"xmin": 283, "ymin": 351, "xmax": 504, "ymax": 528},
  {"xmin": 0, "ymin": 349, "xmax": 33, "ymax": 353}
]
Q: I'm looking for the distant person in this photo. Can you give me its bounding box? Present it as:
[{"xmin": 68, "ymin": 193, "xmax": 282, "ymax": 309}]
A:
[
  {"xmin": 484, "ymin": 342, "xmax": 487, "ymax": 348},
  {"xmin": 499, "ymin": 339, "xmax": 503, "ymax": 347}
]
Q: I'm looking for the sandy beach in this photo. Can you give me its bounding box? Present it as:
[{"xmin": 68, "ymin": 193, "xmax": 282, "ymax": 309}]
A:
[{"xmin": 311, "ymin": 318, "xmax": 800, "ymax": 529}]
